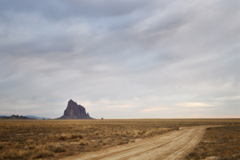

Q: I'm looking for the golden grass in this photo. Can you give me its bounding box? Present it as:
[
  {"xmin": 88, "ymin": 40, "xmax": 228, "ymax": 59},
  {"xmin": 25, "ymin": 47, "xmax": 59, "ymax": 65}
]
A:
[
  {"xmin": 0, "ymin": 119, "xmax": 239, "ymax": 160},
  {"xmin": 186, "ymin": 125, "xmax": 240, "ymax": 160}
]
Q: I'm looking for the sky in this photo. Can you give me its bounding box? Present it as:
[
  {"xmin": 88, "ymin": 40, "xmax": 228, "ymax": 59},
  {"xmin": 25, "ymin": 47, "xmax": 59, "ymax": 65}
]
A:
[{"xmin": 0, "ymin": 0, "xmax": 239, "ymax": 119}]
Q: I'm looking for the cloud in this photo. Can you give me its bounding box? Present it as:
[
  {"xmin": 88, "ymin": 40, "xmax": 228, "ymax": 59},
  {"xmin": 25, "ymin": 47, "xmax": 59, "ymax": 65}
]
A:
[
  {"xmin": 177, "ymin": 103, "xmax": 214, "ymax": 108},
  {"xmin": 141, "ymin": 107, "xmax": 170, "ymax": 112},
  {"xmin": 0, "ymin": 0, "xmax": 239, "ymax": 118}
]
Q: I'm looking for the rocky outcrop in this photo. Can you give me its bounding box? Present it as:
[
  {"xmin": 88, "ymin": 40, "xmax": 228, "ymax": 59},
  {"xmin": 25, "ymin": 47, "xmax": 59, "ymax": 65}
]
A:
[{"xmin": 59, "ymin": 99, "xmax": 93, "ymax": 119}]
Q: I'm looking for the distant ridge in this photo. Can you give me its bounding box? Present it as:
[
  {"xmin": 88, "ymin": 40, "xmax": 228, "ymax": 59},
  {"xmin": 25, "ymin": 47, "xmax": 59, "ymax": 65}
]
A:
[
  {"xmin": 58, "ymin": 99, "xmax": 93, "ymax": 119},
  {"xmin": 0, "ymin": 115, "xmax": 33, "ymax": 119},
  {"xmin": 25, "ymin": 115, "xmax": 51, "ymax": 120},
  {"xmin": 0, "ymin": 115, "xmax": 51, "ymax": 120}
]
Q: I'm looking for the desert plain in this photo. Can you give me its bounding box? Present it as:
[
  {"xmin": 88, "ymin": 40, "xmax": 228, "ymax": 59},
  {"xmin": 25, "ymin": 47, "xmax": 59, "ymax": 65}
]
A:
[{"xmin": 0, "ymin": 119, "xmax": 239, "ymax": 160}]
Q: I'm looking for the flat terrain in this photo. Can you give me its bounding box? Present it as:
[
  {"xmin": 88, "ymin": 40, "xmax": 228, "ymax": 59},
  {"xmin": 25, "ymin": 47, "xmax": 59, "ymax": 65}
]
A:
[
  {"xmin": 61, "ymin": 126, "xmax": 209, "ymax": 160},
  {"xmin": 0, "ymin": 119, "xmax": 239, "ymax": 160},
  {"xmin": 186, "ymin": 125, "xmax": 240, "ymax": 160}
]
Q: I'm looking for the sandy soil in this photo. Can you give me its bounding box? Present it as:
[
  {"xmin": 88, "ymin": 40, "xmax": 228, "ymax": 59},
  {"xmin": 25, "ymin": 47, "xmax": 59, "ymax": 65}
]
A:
[{"xmin": 61, "ymin": 126, "xmax": 209, "ymax": 160}]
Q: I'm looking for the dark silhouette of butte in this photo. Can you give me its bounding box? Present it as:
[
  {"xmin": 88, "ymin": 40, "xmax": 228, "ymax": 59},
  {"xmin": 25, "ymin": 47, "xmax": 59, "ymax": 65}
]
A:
[{"xmin": 59, "ymin": 99, "xmax": 93, "ymax": 119}]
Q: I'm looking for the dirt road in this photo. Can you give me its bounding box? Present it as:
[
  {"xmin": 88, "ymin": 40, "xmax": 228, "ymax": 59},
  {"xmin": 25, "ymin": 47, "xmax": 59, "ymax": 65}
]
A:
[{"xmin": 62, "ymin": 126, "xmax": 209, "ymax": 160}]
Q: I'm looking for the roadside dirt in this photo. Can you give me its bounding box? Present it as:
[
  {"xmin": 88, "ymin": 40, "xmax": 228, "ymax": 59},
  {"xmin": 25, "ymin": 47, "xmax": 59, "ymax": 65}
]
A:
[{"xmin": 60, "ymin": 126, "xmax": 210, "ymax": 160}]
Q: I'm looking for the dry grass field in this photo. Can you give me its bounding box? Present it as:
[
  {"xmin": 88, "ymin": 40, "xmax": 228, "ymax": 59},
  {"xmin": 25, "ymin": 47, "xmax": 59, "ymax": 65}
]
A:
[
  {"xmin": 186, "ymin": 125, "xmax": 240, "ymax": 160},
  {"xmin": 0, "ymin": 119, "xmax": 239, "ymax": 160}
]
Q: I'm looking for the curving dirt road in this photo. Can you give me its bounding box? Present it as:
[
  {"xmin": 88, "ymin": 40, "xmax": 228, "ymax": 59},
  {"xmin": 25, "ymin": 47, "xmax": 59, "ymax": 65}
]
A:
[{"xmin": 61, "ymin": 126, "xmax": 209, "ymax": 160}]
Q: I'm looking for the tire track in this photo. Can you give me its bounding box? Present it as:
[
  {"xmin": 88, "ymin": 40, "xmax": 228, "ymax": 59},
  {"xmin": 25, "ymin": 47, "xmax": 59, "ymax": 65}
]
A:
[{"xmin": 61, "ymin": 126, "xmax": 209, "ymax": 160}]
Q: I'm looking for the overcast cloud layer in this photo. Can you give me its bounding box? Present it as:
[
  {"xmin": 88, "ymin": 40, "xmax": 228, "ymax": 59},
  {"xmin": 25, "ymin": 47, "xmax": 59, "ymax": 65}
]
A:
[{"xmin": 0, "ymin": 0, "xmax": 239, "ymax": 118}]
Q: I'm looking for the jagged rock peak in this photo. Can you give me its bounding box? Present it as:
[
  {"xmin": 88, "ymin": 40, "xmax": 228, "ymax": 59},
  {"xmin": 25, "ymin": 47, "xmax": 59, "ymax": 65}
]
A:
[{"xmin": 59, "ymin": 99, "xmax": 93, "ymax": 119}]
